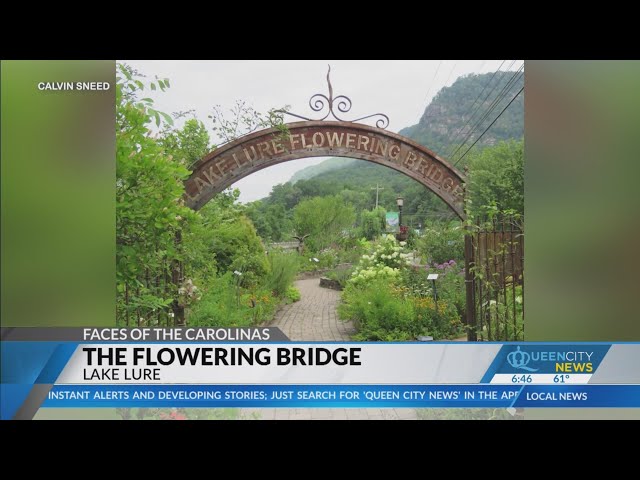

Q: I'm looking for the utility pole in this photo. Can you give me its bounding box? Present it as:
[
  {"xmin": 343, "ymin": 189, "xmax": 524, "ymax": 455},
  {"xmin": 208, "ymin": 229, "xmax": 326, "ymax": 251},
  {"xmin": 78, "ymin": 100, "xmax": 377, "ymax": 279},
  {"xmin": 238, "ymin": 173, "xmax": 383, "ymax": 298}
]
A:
[{"xmin": 371, "ymin": 183, "xmax": 384, "ymax": 209}]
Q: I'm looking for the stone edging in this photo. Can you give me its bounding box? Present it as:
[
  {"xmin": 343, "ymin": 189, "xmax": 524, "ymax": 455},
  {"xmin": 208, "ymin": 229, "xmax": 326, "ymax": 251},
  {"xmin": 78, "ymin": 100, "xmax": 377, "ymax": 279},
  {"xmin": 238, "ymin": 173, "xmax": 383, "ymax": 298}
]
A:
[
  {"xmin": 319, "ymin": 277, "xmax": 343, "ymax": 291},
  {"xmin": 295, "ymin": 263, "xmax": 352, "ymax": 280}
]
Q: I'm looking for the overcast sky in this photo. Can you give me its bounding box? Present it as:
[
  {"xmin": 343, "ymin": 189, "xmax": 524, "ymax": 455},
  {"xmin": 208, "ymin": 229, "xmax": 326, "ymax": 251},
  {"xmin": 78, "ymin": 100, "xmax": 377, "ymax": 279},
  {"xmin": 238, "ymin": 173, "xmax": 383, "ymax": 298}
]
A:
[{"xmin": 125, "ymin": 60, "xmax": 510, "ymax": 202}]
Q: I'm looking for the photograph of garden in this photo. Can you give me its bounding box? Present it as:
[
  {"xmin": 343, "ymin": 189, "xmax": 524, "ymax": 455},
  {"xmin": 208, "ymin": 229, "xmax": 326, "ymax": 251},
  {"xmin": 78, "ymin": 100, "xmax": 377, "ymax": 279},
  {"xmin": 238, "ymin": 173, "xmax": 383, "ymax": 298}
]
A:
[
  {"xmin": 117, "ymin": 60, "xmax": 523, "ymax": 339},
  {"xmin": 116, "ymin": 61, "xmax": 523, "ymax": 419}
]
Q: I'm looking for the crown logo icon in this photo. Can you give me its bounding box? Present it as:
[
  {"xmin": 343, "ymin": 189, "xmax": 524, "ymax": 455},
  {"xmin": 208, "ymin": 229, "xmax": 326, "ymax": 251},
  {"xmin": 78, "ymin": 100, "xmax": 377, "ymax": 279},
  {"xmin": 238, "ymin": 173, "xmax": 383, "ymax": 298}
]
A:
[{"xmin": 507, "ymin": 346, "xmax": 539, "ymax": 372}]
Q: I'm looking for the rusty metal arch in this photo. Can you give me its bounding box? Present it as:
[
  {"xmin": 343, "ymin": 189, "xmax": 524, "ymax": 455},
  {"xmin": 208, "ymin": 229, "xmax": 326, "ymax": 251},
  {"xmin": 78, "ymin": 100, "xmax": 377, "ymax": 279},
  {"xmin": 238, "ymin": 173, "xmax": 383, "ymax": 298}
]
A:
[{"xmin": 185, "ymin": 121, "xmax": 466, "ymax": 219}]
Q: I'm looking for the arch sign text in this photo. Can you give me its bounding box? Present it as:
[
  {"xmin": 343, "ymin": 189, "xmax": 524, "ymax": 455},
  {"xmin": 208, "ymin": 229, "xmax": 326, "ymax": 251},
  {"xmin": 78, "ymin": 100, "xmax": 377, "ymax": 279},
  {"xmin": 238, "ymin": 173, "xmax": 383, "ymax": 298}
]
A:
[{"xmin": 185, "ymin": 121, "xmax": 465, "ymax": 219}]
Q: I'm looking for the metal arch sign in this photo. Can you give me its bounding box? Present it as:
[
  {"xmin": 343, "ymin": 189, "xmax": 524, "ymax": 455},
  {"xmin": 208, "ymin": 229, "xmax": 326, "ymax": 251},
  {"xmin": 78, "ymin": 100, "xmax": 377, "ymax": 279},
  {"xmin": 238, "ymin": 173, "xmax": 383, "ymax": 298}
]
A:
[{"xmin": 184, "ymin": 121, "xmax": 466, "ymax": 219}]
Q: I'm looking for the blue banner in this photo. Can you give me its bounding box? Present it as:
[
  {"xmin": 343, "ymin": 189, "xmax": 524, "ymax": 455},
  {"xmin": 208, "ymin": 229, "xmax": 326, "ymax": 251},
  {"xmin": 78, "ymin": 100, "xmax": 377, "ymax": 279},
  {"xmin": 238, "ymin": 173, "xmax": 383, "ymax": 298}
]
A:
[
  {"xmin": 41, "ymin": 384, "xmax": 640, "ymax": 408},
  {"xmin": 2, "ymin": 337, "xmax": 639, "ymax": 418}
]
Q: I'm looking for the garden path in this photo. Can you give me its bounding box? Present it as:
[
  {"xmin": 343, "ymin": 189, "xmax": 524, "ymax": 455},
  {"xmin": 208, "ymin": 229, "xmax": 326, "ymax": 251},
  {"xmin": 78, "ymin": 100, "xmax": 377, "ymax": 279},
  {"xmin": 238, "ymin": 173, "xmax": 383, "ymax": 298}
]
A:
[{"xmin": 239, "ymin": 278, "xmax": 418, "ymax": 420}]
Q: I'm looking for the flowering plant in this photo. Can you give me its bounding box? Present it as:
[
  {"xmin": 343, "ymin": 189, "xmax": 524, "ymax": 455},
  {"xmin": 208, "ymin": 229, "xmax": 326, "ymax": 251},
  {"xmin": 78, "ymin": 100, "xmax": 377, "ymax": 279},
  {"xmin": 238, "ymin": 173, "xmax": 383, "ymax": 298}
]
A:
[
  {"xmin": 177, "ymin": 278, "xmax": 202, "ymax": 307},
  {"xmin": 349, "ymin": 235, "xmax": 410, "ymax": 287}
]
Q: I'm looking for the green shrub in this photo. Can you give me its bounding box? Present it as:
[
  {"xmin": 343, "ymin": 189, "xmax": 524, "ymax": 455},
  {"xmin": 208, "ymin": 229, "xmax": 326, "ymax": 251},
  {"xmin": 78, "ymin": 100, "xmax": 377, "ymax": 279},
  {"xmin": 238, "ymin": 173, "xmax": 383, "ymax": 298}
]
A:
[
  {"xmin": 265, "ymin": 251, "xmax": 298, "ymax": 297},
  {"xmin": 358, "ymin": 207, "xmax": 386, "ymax": 240},
  {"xmin": 466, "ymin": 139, "xmax": 524, "ymax": 219},
  {"xmin": 229, "ymin": 247, "xmax": 270, "ymax": 289},
  {"xmin": 188, "ymin": 273, "xmax": 278, "ymax": 327},
  {"xmin": 339, "ymin": 277, "xmax": 464, "ymax": 341},
  {"xmin": 335, "ymin": 232, "xmax": 364, "ymax": 254},
  {"xmin": 204, "ymin": 213, "xmax": 269, "ymax": 288},
  {"xmin": 416, "ymin": 221, "xmax": 465, "ymax": 264},
  {"xmin": 316, "ymin": 249, "xmax": 338, "ymax": 269},
  {"xmin": 297, "ymin": 249, "xmax": 336, "ymax": 272},
  {"xmin": 245, "ymin": 289, "xmax": 279, "ymax": 325},
  {"xmin": 348, "ymin": 235, "xmax": 409, "ymax": 288},
  {"xmin": 436, "ymin": 266, "xmax": 466, "ymax": 320},
  {"xmin": 411, "ymin": 294, "xmax": 463, "ymax": 339},
  {"xmin": 339, "ymin": 280, "xmax": 416, "ymax": 340},
  {"xmin": 293, "ymin": 195, "xmax": 356, "ymax": 252},
  {"xmin": 336, "ymin": 247, "xmax": 364, "ymax": 265},
  {"xmin": 285, "ymin": 286, "xmax": 301, "ymax": 303},
  {"xmin": 404, "ymin": 262, "xmax": 466, "ymax": 319},
  {"xmin": 477, "ymin": 284, "xmax": 523, "ymax": 341},
  {"xmin": 326, "ymin": 268, "xmax": 354, "ymax": 288},
  {"xmin": 298, "ymin": 255, "xmax": 318, "ymax": 273},
  {"xmin": 401, "ymin": 268, "xmax": 434, "ymax": 298}
]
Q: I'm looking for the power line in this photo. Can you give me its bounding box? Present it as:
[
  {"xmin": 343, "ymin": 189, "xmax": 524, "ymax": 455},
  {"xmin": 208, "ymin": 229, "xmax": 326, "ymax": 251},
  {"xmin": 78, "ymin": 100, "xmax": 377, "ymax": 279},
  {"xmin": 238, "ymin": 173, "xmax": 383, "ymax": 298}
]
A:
[
  {"xmin": 446, "ymin": 60, "xmax": 517, "ymax": 159},
  {"xmin": 453, "ymin": 64, "xmax": 523, "ymax": 158},
  {"xmin": 420, "ymin": 60, "xmax": 443, "ymax": 111},
  {"xmin": 453, "ymin": 85, "xmax": 524, "ymax": 166},
  {"xmin": 448, "ymin": 60, "xmax": 513, "ymax": 143},
  {"xmin": 453, "ymin": 65, "xmax": 524, "ymax": 162},
  {"xmin": 449, "ymin": 63, "xmax": 523, "ymax": 161},
  {"xmin": 443, "ymin": 60, "xmax": 459, "ymax": 87},
  {"xmin": 444, "ymin": 60, "xmax": 507, "ymax": 157},
  {"xmin": 470, "ymin": 63, "xmax": 523, "ymax": 128}
]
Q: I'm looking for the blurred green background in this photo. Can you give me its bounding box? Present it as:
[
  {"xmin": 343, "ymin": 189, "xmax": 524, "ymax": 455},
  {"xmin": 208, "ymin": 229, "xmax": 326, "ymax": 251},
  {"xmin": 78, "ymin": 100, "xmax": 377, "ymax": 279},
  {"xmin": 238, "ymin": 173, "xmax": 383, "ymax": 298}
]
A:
[
  {"xmin": 1, "ymin": 60, "xmax": 115, "ymax": 327},
  {"xmin": 525, "ymin": 60, "xmax": 640, "ymax": 341},
  {"xmin": 2, "ymin": 60, "xmax": 639, "ymax": 420},
  {"xmin": 524, "ymin": 60, "xmax": 640, "ymax": 419}
]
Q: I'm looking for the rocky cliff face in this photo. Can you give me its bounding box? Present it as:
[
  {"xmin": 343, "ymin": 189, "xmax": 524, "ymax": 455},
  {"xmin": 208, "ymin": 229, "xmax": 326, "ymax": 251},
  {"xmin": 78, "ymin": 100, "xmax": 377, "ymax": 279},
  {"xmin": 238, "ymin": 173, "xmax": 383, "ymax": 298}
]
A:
[{"xmin": 400, "ymin": 71, "xmax": 524, "ymax": 158}]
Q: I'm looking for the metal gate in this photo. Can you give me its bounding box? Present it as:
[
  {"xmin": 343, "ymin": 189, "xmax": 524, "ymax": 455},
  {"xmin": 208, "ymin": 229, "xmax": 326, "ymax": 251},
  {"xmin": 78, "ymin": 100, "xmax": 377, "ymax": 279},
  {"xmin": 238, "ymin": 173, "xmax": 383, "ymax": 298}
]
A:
[{"xmin": 465, "ymin": 217, "xmax": 524, "ymax": 341}]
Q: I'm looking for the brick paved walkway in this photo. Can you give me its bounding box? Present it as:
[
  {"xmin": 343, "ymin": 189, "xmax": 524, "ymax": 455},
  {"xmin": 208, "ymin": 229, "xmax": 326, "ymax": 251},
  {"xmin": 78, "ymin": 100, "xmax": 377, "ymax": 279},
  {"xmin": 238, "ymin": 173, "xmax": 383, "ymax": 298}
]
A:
[
  {"xmin": 270, "ymin": 278, "xmax": 356, "ymax": 341},
  {"xmin": 240, "ymin": 278, "xmax": 418, "ymax": 420}
]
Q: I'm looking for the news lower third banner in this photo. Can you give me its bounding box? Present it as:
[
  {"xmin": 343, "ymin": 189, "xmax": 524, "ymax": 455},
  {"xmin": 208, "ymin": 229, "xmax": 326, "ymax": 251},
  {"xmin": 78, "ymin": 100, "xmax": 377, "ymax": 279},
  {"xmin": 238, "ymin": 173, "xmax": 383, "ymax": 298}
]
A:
[{"xmin": 1, "ymin": 328, "xmax": 639, "ymax": 419}]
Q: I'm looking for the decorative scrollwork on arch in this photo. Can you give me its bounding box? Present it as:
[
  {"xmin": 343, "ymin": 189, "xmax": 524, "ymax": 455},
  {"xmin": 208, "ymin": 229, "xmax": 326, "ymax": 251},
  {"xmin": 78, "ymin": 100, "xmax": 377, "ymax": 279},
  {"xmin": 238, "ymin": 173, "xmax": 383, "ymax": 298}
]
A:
[{"xmin": 278, "ymin": 65, "xmax": 390, "ymax": 129}]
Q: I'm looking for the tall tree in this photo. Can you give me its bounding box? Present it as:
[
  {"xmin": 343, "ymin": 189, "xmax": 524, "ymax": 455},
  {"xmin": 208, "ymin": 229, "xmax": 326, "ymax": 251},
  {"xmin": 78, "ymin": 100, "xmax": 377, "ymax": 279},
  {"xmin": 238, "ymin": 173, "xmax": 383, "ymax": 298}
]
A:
[
  {"xmin": 116, "ymin": 64, "xmax": 194, "ymax": 326},
  {"xmin": 293, "ymin": 195, "xmax": 356, "ymax": 251},
  {"xmin": 465, "ymin": 139, "xmax": 524, "ymax": 218}
]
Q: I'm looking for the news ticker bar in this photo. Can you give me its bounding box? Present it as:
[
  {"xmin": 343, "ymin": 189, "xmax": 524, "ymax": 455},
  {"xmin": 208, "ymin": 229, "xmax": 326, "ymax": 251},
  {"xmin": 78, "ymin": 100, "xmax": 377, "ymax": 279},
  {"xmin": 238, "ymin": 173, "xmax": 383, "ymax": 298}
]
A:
[
  {"xmin": 43, "ymin": 384, "xmax": 640, "ymax": 408},
  {"xmin": 2, "ymin": 332, "xmax": 640, "ymax": 419}
]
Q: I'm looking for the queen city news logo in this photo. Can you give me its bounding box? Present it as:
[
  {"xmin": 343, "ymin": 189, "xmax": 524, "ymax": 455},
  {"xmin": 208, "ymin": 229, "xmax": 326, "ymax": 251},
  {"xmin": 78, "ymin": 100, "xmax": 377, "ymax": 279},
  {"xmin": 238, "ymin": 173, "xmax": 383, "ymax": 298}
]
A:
[
  {"xmin": 506, "ymin": 346, "xmax": 594, "ymax": 373},
  {"xmin": 507, "ymin": 346, "xmax": 539, "ymax": 372}
]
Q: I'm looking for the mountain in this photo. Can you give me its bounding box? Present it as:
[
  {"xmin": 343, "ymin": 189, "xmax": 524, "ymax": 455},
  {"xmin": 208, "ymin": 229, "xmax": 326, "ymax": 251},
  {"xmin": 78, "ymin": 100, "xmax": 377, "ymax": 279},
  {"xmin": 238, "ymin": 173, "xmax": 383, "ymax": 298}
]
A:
[
  {"xmin": 289, "ymin": 157, "xmax": 357, "ymax": 183},
  {"xmin": 286, "ymin": 71, "xmax": 524, "ymax": 183}
]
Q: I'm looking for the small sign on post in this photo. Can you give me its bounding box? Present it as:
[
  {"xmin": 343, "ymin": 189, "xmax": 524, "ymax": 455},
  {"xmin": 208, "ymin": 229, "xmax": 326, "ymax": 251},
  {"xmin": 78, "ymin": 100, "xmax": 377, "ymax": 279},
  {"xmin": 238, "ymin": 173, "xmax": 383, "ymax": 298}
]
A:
[{"xmin": 427, "ymin": 273, "xmax": 439, "ymax": 310}]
